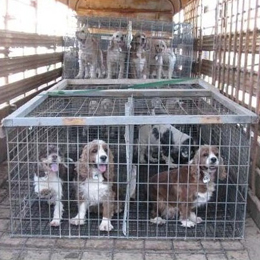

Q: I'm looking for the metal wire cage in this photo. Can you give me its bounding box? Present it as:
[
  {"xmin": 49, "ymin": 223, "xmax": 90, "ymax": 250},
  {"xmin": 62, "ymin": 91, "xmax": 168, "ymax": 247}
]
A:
[
  {"xmin": 2, "ymin": 80, "xmax": 257, "ymax": 239},
  {"xmin": 63, "ymin": 16, "xmax": 193, "ymax": 80}
]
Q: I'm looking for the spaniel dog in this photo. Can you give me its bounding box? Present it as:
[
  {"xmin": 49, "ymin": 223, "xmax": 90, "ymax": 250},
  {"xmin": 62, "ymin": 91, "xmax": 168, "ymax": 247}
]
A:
[
  {"xmin": 149, "ymin": 39, "xmax": 176, "ymax": 79},
  {"xmin": 34, "ymin": 144, "xmax": 75, "ymax": 226},
  {"xmin": 138, "ymin": 124, "xmax": 195, "ymax": 168},
  {"xmin": 129, "ymin": 32, "xmax": 148, "ymax": 79},
  {"xmin": 75, "ymin": 25, "xmax": 105, "ymax": 79},
  {"xmin": 107, "ymin": 31, "xmax": 127, "ymax": 79},
  {"xmin": 149, "ymin": 145, "xmax": 227, "ymax": 228},
  {"xmin": 69, "ymin": 140, "xmax": 116, "ymax": 232}
]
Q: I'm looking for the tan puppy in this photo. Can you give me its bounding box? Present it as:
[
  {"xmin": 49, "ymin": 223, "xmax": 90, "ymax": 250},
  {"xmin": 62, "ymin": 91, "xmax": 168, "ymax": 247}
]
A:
[
  {"xmin": 129, "ymin": 32, "xmax": 148, "ymax": 79},
  {"xmin": 75, "ymin": 26, "xmax": 105, "ymax": 79},
  {"xmin": 107, "ymin": 31, "xmax": 127, "ymax": 79}
]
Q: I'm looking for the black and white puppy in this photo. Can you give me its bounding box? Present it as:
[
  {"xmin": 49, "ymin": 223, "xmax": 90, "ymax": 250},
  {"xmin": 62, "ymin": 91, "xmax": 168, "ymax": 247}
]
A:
[
  {"xmin": 138, "ymin": 124, "xmax": 195, "ymax": 168},
  {"xmin": 34, "ymin": 144, "xmax": 75, "ymax": 226}
]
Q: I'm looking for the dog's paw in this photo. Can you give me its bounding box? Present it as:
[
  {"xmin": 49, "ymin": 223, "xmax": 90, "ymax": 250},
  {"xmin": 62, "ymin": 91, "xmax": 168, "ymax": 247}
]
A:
[
  {"xmin": 150, "ymin": 217, "xmax": 166, "ymax": 225},
  {"xmin": 99, "ymin": 218, "xmax": 113, "ymax": 232},
  {"xmin": 180, "ymin": 219, "xmax": 196, "ymax": 228},
  {"xmin": 69, "ymin": 217, "xmax": 85, "ymax": 226},
  {"xmin": 50, "ymin": 219, "xmax": 61, "ymax": 227},
  {"xmin": 189, "ymin": 212, "xmax": 203, "ymax": 224},
  {"xmin": 195, "ymin": 217, "xmax": 203, "ymax": 224}
]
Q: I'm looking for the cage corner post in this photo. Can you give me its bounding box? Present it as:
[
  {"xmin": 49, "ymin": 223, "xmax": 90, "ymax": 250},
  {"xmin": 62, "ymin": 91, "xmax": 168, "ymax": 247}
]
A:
[{"xmin": 122, "ymin": 97, "xmax": 134, "ymax": 237}]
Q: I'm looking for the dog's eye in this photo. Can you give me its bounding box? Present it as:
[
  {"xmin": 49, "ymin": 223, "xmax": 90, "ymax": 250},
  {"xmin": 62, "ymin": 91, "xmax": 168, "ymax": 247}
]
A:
[
  {"xmin": 116, "ymin": 35, "xmax": 119, "ymax": 38},
  {"xmin": 92, "ymin": 149, "xmax": 97, "ymax": 153},
  {"xmin": 104, "ymin": 147, "xmax": 108, "ymax": 153},
  {"xmin": 215, "ymin": 153, "xmax": 219, "ymax": 157},
  {"xmin": 202, "ymin": 153, "xmax": 208, "ymax": 157},
  {"xmin": 157, "ymin": 44, "xmax": 159, "ymax": 47}
]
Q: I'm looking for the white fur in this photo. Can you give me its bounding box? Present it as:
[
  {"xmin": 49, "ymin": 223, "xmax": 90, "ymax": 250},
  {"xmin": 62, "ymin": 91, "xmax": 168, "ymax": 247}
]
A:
[
  {"xmin": 34, "ymin": 172, "xmax": 63, "ymax": 226},
  {"xmin": 99, "ymin": 217, "xmax": 114, "ymax": 231},
  {"xmin": 107, "ymin": 31, "xmax": 126, "ymax": 79},
  {"xmin": 150, "ymin": 217, "xmax": 166, "ymax": 225}
]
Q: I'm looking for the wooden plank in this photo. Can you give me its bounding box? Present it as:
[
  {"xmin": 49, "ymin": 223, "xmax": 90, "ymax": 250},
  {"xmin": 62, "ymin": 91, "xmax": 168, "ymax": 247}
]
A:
[
  {"xmin": 0, "ymin": 68, "xmax": 62, "ymax": 104},
  {"xmin": 0, "ymin": 30, "xmax": 63, "ymax": 48},
  {"xmin": 0, "ymin": 53, "xmax": 63, "ymax": 77}
]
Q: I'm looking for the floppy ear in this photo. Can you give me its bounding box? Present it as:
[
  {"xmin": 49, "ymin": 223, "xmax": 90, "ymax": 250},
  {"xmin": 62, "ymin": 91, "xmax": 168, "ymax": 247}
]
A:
[
  {"xmin": 143, "ymin": 38, "xmax": 147, "ymax": 49},
  {"xmin": 103, "ymin": 147, "xmax": 114, "ymax": 183},
  {"xmin": 218, "ymin": 156, "xmax": 227, "ymax": 180},
  {"xmin": 77, "ymin": 143, "xmax": 90, "ymax": 180},
  {"xmin": 131, "ymin": 36, "xmax": 137, "ymax": 51}
]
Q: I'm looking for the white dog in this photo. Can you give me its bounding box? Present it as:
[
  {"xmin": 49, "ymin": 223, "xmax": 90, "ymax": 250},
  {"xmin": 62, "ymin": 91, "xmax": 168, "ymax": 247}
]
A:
[
  {"xmin": 75, "ymin": 25, "xmax": 105, "ymax": 79},
  {"xmin": 107, "ymin": 31, "xmax": 127, "ymax": 79},
  {"xmin": 149, "ymin": 39, "xmax": 176, "ymax": 79}
]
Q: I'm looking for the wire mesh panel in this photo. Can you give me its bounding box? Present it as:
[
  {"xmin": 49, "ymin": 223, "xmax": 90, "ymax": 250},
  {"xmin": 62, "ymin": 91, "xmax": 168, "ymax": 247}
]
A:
[
  {"xmin": 129, "ymin": 123, "xmax": 250, "ymax": 239},
  {"xmin": 63, "ymin": 17, "xmax": 193, "ymax": 80},
  {"xmin": 2, "ymin": 84, "xmax": 257, "ymax": 239}
]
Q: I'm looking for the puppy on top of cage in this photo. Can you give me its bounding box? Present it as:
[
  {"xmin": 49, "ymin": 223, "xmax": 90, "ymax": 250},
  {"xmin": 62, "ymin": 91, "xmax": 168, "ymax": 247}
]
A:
[
  {"xmin": 34, "ymin": 144, "xmax": 75, "ymax": 226},
  {"xmin": 107, "ymin": 31, "xmax": 127, "ymax": 79},
  {"xmin": 75, "ymin": 25, "xmax": 105, "ymax": 79},
  {"xmin": 138, "ymin": 124, "xmax": 195, "ymax": 168},
  {"xmin": 69, "ymin": 139, "xmax": 116, "ymax": 232},
  {"xmin": 149, "ymin": 39, "xmax": 176, "ymax": 79},
  {"xmin": 149, "ymin": 145, "xmax": 227, "ymax": 228},
  {"xmin": 129, "ymin": 32, "xmax": 148, "ymax": 79}
]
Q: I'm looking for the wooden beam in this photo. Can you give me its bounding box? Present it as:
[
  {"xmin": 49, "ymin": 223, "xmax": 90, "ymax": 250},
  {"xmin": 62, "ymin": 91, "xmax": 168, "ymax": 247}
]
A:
[
  {"xmin": 77, "ymin": 7, "xmax": 173, "ymax": 15},
  {"xmin": 0, "ymin": 68, "xmax": 62, "ymax": 104},
  {"xmin": 0, "ymin": 53, "xmax": 63, "ymax": 77},
  {"xmin": 0, "ymin": 30, "xmax": 63, "ymax": 48}
]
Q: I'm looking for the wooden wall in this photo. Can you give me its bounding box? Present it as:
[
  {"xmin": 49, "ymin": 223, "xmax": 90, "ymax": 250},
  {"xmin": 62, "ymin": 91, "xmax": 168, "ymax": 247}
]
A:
[
  {"xmin": 184, "ymin": 0, "xmax": 260, "ymax": 226},
  {"xmin": 0, "ymin": 30, "xmax": 63, "ymax": 162}
]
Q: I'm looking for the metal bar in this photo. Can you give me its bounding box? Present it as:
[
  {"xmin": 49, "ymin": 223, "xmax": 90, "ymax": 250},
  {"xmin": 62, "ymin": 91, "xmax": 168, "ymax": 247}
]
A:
[
  {"xmin": 199, "ymin": 79, "xmax": 258, "ymax": 117},
  {"xmin": 47, "ymin": 89, "xmax": 212, "ymax": 97},
  {"xmin": 2, "ymin": 114, "xmax": 257, "ymax": 127},
  {"xmin": 1, "ymin": 93, "xmax": 48, "ymax": 121},
  {"xmin": 48, "ymin": 79, "xmax": 68, "ymax": 91},
  {"xmin": 66, "ymin": 78, "xmax": 199, "ymax": 86}
]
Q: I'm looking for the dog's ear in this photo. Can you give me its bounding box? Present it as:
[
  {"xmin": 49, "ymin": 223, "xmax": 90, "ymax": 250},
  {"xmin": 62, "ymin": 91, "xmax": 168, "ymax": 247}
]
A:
[
  {"xmin": 218, "ymin": 156, "xmax": 227, "ymax": 180},
  {"xmin": 77, "ymin": 143, "xmax": 90, "ymax": 180},
  {"xmin": 103, "ymin": 147, "xmax": 114, "ymax": 182},
  {"xmin": 131, "ymin": 36, "xmax": 137, "ymax": 51}
]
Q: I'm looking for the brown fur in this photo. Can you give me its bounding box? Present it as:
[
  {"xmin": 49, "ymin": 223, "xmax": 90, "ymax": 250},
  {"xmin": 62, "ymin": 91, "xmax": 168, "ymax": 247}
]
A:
[
  {"xmin": 129, "ymin": 32, "xmax": 148, "ymax": 79},
  {"xmin": 149, "ymin": 145, "xmax": 227, "ymax": 225}
]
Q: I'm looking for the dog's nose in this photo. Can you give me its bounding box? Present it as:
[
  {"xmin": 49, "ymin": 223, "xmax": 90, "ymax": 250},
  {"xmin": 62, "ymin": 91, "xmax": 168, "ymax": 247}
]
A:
[
  {"xmin": 211, "ymin": 157, "xmax": 217, "ymax": 163},
  {"xmin": 52, "ymin": 155, "xmax": 57, "ymax": 160},
  {"xmin": 100, "ymin": 155, "xmax": 107, "ymax": 162}
]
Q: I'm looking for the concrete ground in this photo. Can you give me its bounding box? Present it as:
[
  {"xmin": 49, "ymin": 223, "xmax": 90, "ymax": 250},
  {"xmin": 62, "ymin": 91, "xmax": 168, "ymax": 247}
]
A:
[{"xmin": 0, "ymin": 160, "xmax": 260, "ymax": 260}]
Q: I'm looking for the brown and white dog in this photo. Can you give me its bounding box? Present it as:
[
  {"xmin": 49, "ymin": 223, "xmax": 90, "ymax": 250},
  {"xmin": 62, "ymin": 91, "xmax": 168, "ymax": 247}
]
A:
[
  {"xmin": 149, "ymin": 145, "xmax": 227, "ymax": 228},
  {"xmin": 34, "ymin": 144, "xmax": 75, "ymax": 226},
  {"xmin": 129, "ymin": 32, "xmax": 148, "ymax": 79},
  {"xmin": 149, "ymin": 39, "xmax": 176, "ymax": 79},
  {"xmin": 107, "ymin": 31, "xmax": 127, "ymax": 79},
  {"xmin": 69, "ymin": 140, "xmax": 115, "ymax": 232},
  {"xmin": 75, "ymin": 25, "xmax": 105, "ymax": 79}
]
